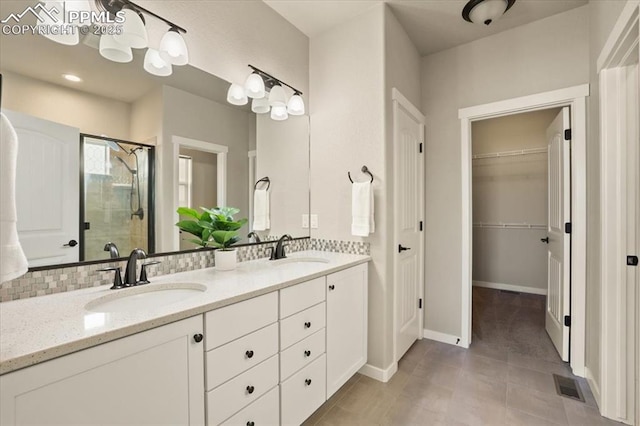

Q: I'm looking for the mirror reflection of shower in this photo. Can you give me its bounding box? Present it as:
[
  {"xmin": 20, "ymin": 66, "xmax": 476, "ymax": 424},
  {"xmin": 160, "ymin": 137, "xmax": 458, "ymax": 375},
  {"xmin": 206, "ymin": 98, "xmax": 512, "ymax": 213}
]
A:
[{"xmin": 81, "ymin": 135, "xmax": 154, "ymax": 262}]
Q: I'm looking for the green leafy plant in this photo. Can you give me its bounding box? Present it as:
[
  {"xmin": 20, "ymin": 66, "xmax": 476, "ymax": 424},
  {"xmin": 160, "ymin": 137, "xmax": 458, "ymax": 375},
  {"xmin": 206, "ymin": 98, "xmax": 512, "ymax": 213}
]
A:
[{"xmin": 175, "ymin": 206, "xmax": 248, "ymax": 250}]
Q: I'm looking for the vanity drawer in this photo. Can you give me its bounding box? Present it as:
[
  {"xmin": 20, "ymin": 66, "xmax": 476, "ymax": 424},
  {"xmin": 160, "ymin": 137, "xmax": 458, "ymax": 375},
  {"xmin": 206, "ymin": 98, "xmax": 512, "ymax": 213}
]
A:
[
  {"xmin": 280, "ymin": 328, "xmax": 325, "ymax": 381},
  {"xmin": 207, "ymin": 323, "xmax": 279, "ymax": 391},
  {"xmin": 280, "ymin": 354, "xmax": 327, "ymax": 426},
  {"xmin": 280, "ymin": 302, "xmax": 326, "ymax": 350},
  {"xmin": 205, "ymin": 292, "xmax": 278, "ymax": 350},
  {"xmin": 220, "ymin": 386, "xmax": 279, "ymax": 426},
  {"xmin": 206, "ymin": 355, "xmax": 279, "ymax": 426},
  {"xmin": 279, "ymin": 277, "xmax": 326, "ymax": 319}
]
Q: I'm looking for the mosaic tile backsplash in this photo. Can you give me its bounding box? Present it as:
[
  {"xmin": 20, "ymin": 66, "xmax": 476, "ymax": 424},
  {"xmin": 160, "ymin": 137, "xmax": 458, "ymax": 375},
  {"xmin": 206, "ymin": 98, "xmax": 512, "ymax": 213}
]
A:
[{"xmin": 0, "ymin": 238, "xmax": 369, "ymax": 302}]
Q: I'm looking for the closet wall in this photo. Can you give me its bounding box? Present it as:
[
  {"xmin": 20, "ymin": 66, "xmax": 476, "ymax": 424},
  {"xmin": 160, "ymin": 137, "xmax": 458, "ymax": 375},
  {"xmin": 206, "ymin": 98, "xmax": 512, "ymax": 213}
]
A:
[{"xmin": 472, "ymin": 108, "xmax": 560, "ymax": 294}]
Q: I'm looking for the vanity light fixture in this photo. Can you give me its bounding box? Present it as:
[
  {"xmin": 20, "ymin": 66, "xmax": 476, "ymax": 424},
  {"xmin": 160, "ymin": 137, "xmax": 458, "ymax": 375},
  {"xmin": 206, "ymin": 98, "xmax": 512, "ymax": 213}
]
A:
[
  {"xmin": 37, "ymin": 1, "xmax": 80, "ymax": 46},
  {"xmin": 113, "ymin": 6, "xmax": 148, "ymax": 49},
  {"xmin": 99, "ymin": 34, "xmax": 133, "ymax": 63},
  {"xmin": 228, "ymin": 65, "xmax": 305, "ymax": 121},
  {"xmin": 462, "ymin": 0, "xmax": 516, "ymax": 26},
  {"xmin": 143, "ymin": 48, "xmax": 172, "ymax": 77},
  {"xmin": 159, "ymin": 27, "xmax": 189, "ymax": 65},
  {"xmin": 62, "ymin": 74, "xmax": 83, "ymax": 82}
]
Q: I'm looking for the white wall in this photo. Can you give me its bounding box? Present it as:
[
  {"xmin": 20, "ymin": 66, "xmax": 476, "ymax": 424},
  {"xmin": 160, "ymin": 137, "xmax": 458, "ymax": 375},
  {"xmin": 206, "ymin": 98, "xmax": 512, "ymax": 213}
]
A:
[
  {"xmin": 585, "ymin": 0, "xmax": 628, "ymax": 400},
  {"xmin": 421, "ymin": 6, "xmax": 590, "ymax": 338},
  {"xmin": 472, "ymin": 109, "xmax": 559, "ymax": 292},
  {"xmin": 1, "ymin": 71, "xmax": 131, "ymax": 139},
  {"xmin": 130, "ymin": 87, "xmax": 163, "ymax": 145}
]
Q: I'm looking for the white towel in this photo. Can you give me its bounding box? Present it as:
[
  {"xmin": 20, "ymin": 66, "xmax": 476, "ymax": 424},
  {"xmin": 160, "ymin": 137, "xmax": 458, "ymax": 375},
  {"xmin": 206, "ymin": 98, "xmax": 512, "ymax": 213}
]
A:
[
  {"xmin": 252, "ymin": 189, "xmax": 270, "ymax": 231},
  {"xmin": 0, "ymin": 112, "xmax": 28, "ymax": 283},
  {"xmin": 351, "ymin": 181, "xmax": 375, "ymax": 237}
]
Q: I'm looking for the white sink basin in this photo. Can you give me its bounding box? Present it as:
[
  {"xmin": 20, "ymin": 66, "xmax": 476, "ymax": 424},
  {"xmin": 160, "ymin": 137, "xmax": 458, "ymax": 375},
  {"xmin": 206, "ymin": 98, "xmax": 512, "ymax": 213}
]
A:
[
  {"xmin": 271, "ymin": 257, "xmax": 330, "ymax": 265},
  {"xmin": 86, "ymin": 283, "xmax": 207, "ymax": 313}
]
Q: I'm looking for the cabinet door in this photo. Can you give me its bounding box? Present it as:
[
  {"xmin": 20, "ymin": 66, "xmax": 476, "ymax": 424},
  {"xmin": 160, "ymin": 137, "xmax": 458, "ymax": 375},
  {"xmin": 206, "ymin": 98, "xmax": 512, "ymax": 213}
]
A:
[
  {"xmin": 0, "ymin": 316, "xmax": 205, "ymax": 426},
  {"xmin": 326, "ymin": 263, "xmax": 368, "ymax": 398}
]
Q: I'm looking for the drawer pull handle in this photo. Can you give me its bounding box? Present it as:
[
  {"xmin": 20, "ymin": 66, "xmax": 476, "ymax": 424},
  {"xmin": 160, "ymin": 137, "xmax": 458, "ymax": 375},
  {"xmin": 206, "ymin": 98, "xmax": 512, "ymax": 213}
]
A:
[
  {"xmin": 305, "ymin": 379, "xmax": 312, "ymax": 386},
  {"xmin": 304, "ymin": 350, "xmax": 311, "ymax": 357},
  {"xmin": 304, "ymin": 321, "xmax": 311, "ymax": 329},
  {"xmin": 245, "ymin": 350, "xmax": 254, "ymax": 359},
  {"xmin": 193, "ymin": 333, "xmax": 203, "ymax": 343},
  {"xmin": 247, "ymin": 422, "xmax": 255, "ymax": 426},
  {"xmin": 246, "ymin": 385, "xmax": 255, "ymax": 394},
  {"xmin": 329, "ymin": 285, "xmax": 335, "ymax": 290}
]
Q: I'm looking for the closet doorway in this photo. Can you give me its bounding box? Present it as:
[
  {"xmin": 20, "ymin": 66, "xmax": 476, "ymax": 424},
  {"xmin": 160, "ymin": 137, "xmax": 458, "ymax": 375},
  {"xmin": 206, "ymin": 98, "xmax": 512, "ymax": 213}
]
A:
[{"xmin": 471, "ymin": 107, "xmax": 570, "ymax": 362}]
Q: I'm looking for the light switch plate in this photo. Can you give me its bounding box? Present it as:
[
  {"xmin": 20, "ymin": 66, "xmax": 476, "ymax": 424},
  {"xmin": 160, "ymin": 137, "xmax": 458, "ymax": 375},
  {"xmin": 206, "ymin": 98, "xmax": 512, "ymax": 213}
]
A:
[
  {"xmin": 310, "ymin": 214, "xmax": 318, "ymax": 229},
  {"xmin": 302, "ymin": 214, "xmax": 309, "ymax": 229}
]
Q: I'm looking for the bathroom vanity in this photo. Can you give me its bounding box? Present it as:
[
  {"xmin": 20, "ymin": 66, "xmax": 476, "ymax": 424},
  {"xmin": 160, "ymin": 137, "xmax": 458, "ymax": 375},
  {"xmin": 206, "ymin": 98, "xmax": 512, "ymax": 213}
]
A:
[{"xmin": 0, "ymin": 251, "xmax": 369, "ymax": 425}]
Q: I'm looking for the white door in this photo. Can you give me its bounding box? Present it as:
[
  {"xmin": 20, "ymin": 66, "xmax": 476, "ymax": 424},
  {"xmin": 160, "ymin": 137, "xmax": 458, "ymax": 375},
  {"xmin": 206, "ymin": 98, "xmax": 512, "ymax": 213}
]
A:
[
  {"xmin": 393, "ymin": 90, "xmax": 425, "ymax": 361},
  {"xmin": 545, "ymin": 107, "xmax": 571, "ymax": 361},
  {"xmin": 3, "ymin": 110, "xmax": 79, "ymax": 267}
]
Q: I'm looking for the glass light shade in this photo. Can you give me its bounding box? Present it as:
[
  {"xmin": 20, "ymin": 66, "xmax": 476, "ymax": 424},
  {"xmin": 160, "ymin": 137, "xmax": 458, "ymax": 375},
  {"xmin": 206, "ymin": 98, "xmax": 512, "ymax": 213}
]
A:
[
  {"xmin": 159, "ymin": 29, "xmax": 189, "ymax": 65},
  {"xmin": 144, "ymin": 48, "xmax": 172, "ymax": 76},
  {"xmin": 271, "ymin": 105, "xmax": 288, "ymax": 121},
  {"xmin": 268, "ymin": 84, "xmax": 287, "ymax": 107},
  {"xmin": 65, "ymin": 0, "xmax": 93, "ymax": 23},
  {"xmin": 114, "ymin": 8, "xmax": 148, "ymax": 48},
  {"xmin": 469, "ymin": 0, "xmax": 508, "ymax": 25},
  {"xmin": 287, "ymin": 94, "xmax": 305, "ymax": 115},
  {"xmin": 244, "ymin": 73, "xmax": 265, "ymax": 99},
  {"xmin": 99, "ymin": 34, "xmax": 132, "ymax": 63},
  {"xmin": 251, "ymin": 97, "xmax": 270, "ymax": 114},
  {"xmin": 227, "ymin": 83, "xmax": 248, "ymax": 106},
  {"xmin": 37, "ymin": 1, "xmax": 79, "ymax": 45}
]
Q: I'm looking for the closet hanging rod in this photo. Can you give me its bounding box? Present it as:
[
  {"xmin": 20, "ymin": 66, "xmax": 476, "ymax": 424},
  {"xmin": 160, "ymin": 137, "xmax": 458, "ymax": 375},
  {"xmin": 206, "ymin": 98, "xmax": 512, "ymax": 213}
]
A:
[
  {"xmin": 254, "ymin": 176, "xmax": 270, "ymax": 190},
  {"xmin": 472, "ymin": 147, "xmax": 547, "ymax": 160},
  {"xmin": 348, "ymin": 165, "xmax": 374, "ymax": 183},
  {"xmin": 473, "ymin": 222, "xmax": 546, "ymax": 230}
]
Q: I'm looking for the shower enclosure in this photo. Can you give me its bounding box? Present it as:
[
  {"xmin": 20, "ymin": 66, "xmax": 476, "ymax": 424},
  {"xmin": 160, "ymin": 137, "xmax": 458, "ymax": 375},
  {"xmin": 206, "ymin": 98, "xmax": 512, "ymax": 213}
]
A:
[{"xmin": 80, "ymin": 135, "xmax": 154, "ymax": 261}]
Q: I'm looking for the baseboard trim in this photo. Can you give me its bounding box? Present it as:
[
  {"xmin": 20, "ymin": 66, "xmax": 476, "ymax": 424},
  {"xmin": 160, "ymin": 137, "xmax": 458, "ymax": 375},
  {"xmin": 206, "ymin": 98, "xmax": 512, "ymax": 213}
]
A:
[
  {"xmin": 584, "ymin": 366, "xmax": 601, "ymax": 409},
  {"xmin": 422, "ymin": 329, "xmax": 466, "ymax": 347},
  {"xmin": 473, "ymin": 280, "xmax": 547, "ymax": 296},
  {"xmin": 358, "ymin": 361, "xmax": 397, "ymax": 383}
]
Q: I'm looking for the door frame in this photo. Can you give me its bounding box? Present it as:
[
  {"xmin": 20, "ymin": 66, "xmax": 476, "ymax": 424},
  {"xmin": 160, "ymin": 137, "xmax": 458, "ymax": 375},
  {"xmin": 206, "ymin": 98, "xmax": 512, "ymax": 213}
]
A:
[
  {"xmin": 458, "ymin": 84, "xmax": 589, "ymax": 376},
  {"xmin": 596, "ymin": 1, "xmax": 639, "ymax": 422},
  {"xmin": 391, "ymin": 88, "xmax": 426, "ymax": 363},
  {"xmin": 171, "ymin": 135, "xmax": 228, "ymax": 250}
]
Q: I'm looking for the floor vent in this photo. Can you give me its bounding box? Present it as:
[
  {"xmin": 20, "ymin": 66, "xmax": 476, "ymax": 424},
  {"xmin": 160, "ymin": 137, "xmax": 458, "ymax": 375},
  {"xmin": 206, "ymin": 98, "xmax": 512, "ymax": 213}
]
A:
[
  {"xmin": 553, "ymin": 374, "xmax": 585, "ymax": 402},
  {"xmin": 499, "ymin": 290, "xmax": 520, "ymax": 295}
]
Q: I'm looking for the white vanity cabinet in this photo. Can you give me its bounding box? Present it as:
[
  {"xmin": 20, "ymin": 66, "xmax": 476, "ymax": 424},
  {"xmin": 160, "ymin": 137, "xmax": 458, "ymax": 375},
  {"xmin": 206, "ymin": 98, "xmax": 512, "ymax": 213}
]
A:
[
  {"xmin": 0, "ymin": 315, "xmax": 205, "ymax": 426},
  {"xmin": 326, "ymin": 263, "xmax": 368, "ymax": 398}
]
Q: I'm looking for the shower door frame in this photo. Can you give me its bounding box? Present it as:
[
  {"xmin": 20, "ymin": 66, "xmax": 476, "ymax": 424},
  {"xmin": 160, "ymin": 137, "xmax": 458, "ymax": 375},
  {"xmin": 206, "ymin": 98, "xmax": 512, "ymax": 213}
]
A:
[{"xmin": 79, "ymin": 133, "xmax": 156, "ymax": 261}]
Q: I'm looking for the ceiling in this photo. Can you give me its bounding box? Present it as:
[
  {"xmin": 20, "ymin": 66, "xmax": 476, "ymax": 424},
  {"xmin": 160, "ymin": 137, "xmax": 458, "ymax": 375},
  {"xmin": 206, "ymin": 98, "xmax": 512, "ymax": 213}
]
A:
[{"xmin": 263, "ymin": 0, "xmax": 589, "ymax": 56}]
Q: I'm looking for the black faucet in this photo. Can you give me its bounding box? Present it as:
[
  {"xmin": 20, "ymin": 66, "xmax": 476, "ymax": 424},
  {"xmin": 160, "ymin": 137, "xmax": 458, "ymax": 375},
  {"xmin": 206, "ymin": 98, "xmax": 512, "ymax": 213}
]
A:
[
  {"xmin": 103, "ymin": 242, "xmax": 120, "ymax": 259},
  {"xmin": 270, "ymin": 234, "xmax": 292, "ymax": 260},
  {"xmin": 247, "ymin": 231, "xmax": 261, "ymax": 243},
  {"xmin": 124, "ymin": 248, "xmax": 147, "ymax": 285}
]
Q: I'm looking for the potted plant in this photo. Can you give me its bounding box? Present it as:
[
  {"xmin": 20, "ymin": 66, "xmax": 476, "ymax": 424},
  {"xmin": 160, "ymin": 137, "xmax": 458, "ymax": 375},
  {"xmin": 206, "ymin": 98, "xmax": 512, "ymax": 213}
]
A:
[{"xmin": 175, "ymin": 206, "xmax": 247, "ymax": 271}]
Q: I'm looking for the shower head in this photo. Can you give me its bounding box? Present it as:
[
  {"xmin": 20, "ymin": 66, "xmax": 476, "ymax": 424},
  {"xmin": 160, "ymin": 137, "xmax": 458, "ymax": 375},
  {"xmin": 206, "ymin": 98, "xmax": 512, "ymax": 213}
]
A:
[
  {"xmin": 115, "ymin": 156, "xmax": 137, "ymax": 174},
  {"xmin": 105, "ymin": 140, "xmax": 123, "ymax": 152}
]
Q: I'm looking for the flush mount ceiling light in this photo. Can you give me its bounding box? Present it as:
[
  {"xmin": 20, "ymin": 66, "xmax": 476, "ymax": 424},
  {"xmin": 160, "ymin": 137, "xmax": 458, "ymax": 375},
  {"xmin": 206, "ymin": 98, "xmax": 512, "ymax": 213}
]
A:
[
  {"xmin": 62, "ymin": 74, "xmax": 83, "ymax": 82},
  {"xmin": 462, "ymin": 0, "xmax": 516, "ymax": 26},
  {"xmin": 227, "ymin": 65, "xmax": 305, "ymax": 121}
]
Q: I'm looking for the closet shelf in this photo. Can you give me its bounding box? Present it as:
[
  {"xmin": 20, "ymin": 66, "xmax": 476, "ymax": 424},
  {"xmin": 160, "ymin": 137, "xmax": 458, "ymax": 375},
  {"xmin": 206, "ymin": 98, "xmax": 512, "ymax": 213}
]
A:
[
  {"xmin": 472, "ymin": 147, "xmax": 547, "ymax": 160},
  {"xmin": 473, "ymin": 222, "xmax": 546, "ymax": 230}
]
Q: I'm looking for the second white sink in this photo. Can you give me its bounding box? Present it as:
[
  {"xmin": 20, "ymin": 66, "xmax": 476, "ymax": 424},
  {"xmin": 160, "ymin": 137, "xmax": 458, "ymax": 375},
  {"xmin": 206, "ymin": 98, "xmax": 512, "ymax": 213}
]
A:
[{"xmin": 85, "ymin": 283, "xmax": 207, "ymax": 313}]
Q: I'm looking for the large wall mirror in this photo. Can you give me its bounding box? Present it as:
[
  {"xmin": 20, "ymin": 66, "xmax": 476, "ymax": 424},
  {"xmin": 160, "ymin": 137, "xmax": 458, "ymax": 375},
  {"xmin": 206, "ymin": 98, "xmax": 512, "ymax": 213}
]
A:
[{"xmin": 0, "ymin": 2, "xmax": 310, "ymax": 269}]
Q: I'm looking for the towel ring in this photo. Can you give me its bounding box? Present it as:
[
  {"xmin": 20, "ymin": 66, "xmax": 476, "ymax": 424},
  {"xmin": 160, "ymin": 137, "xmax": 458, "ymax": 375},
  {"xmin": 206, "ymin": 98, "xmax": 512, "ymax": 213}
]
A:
[
  {"xmin": 254, "ymin": 176, "xmax": 270, "ymax": 190},
  {"xmin": 348, "ymin": 166, "xmax": 373, "ymax": 183}
]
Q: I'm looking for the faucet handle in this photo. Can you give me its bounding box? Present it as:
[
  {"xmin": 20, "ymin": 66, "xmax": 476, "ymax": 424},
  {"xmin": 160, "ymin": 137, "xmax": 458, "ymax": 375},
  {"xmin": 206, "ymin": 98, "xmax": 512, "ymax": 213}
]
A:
[
  {"xmin": 266, "ymin": 246, "xmax": 276, "ymax": 261},
  {"xmin": 139, "ymin": 261, "xmax": 161, "ymax": 284},
  {"xmin": 99, "ymin": 266, "xmax": 125, "ymax": 290}
]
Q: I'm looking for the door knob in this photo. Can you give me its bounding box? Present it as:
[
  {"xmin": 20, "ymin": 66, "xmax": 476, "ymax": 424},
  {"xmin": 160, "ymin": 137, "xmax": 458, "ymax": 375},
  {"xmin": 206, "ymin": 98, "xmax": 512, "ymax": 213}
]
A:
[
  {"xmin": 398, "ymin": 245, "xmax": 411, "ymax": 253},
  {"xmin": 541, "ymin": 237, "xmax": 549, "ymax": 244},
  {"xmin": 63, "ymin": 239, "xmax": 78, "ymax": 247}
]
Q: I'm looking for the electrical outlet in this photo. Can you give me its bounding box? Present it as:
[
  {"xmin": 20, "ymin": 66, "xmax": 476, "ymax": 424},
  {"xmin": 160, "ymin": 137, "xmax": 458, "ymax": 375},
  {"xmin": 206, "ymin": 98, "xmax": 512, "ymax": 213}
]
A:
[
  {"xmin": 310, "ymin": 214, "xmax": 318, "ymax": 229},
  {"xmin": 302, "ymin": 214, "xmax": 309, "ymax": 229}
]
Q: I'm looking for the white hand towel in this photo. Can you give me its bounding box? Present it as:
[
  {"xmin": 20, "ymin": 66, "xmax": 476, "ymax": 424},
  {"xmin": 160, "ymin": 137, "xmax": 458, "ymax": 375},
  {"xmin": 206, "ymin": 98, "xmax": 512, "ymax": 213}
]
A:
[
  {"xmin": 252, "ymin": 188, "xmax": 270, "ymax": 231},
  {"xmin": 0, "ymin": 112, "xmax": 28, "ymax": 283},
  {"xmin": 351, "ymin": 181, "xmax": 375, "ymax": 237}
]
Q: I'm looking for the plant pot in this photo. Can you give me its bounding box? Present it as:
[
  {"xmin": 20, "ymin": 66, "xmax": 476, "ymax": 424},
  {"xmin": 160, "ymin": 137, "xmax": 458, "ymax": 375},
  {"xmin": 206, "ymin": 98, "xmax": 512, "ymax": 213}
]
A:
[{"xmin": 215, "ymin": 249, "xmax": 237, "ymax": 271}]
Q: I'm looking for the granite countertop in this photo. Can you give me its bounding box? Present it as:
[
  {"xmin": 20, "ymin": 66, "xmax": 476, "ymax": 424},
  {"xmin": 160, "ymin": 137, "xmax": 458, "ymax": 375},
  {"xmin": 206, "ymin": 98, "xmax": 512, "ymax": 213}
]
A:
[{"xmin": 0, "ymin": 250, "xmax": 370, "ymax": 375}]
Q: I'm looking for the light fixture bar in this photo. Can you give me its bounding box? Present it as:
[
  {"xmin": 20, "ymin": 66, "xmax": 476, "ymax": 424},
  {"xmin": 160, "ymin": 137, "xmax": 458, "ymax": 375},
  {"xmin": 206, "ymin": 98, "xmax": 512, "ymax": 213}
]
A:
[
  {"xmin": 248, "ymin": 64, "xmax": 303, "ymax": 96},
  {"xmin": 95, "ymin": 0, "xmax": 187, "ymax": 34}
]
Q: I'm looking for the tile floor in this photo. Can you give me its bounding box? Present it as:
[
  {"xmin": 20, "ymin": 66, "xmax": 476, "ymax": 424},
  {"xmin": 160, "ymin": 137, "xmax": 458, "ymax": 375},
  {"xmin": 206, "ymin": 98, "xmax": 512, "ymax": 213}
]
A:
[{"xmin": 304, "ymin": 287, "xmax": 622, "ymax": 425}]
